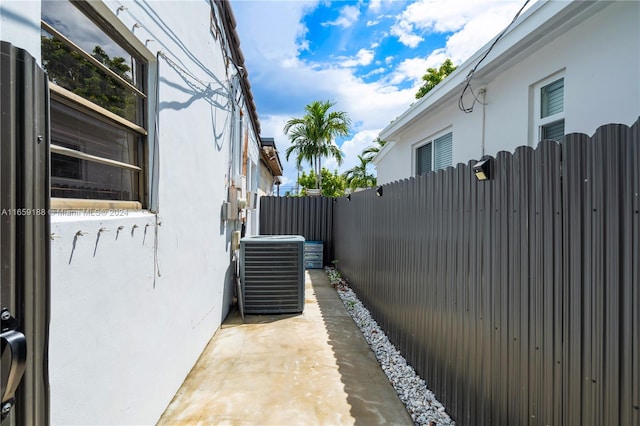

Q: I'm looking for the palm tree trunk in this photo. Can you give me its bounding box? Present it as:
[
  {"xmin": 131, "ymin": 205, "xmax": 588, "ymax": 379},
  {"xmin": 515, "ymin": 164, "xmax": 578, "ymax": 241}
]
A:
[
  {"xmin": 317, "ymin": 156, "xmax": 322, "ymax": 190},
  {"xmin": 313, "ymin": 156, "xmax": 318, "ymax": 189}
]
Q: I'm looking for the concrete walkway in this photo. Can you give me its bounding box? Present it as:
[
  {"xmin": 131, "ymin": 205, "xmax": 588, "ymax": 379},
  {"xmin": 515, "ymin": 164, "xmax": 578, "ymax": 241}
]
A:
[{"xmin": 157, "ymin": 269, "xmax": 413, "ymax": 425}]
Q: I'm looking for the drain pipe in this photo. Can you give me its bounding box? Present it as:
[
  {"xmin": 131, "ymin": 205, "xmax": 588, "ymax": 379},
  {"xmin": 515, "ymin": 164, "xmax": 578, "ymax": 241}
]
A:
[{"xmin": 479, "ymin": 88, "xmax": 487, "ymax": 157}]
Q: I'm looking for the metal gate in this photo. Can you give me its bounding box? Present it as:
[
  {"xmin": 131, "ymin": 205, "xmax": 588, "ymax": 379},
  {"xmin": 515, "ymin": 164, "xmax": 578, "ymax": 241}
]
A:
[{"xmin": 1, "ymin": 41, "xmax": 50, "ymax": 425}]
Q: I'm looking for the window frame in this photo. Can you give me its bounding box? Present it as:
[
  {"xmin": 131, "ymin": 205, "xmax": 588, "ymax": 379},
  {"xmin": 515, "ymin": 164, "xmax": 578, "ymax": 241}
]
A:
[
  {"xmin": 414, "ymin": 129, "xmax": 453, "ymax": 176},
  {"xmin": 415, "ymin": 141, "xmax": 432, "ymax": 176},
  {"xmin": 42, "ymin": 0, "xmax": 156, "ymax": 210},
  {"xmin": 532, "ymin": 72, "xmax": 565, "ymax": 143}
]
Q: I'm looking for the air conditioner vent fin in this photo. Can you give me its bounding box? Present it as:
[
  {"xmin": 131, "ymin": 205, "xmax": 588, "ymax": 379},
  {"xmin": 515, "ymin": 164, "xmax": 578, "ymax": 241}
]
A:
[{"xmin": 240, "ymin": 235, "xmax": 305, "ymax": 314}]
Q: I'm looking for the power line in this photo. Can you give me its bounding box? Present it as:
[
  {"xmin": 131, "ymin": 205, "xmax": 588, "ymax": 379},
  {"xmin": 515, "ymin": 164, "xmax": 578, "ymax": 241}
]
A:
[{"xmin": 458, "ymin": 0, "xmax": 531, "ymax": 113}]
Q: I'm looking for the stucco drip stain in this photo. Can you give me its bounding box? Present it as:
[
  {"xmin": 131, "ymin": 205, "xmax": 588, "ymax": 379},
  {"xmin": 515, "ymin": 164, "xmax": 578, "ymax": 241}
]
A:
[
  {"xmin": 68, "ymin": 230, "xmax": 86, "ymax": 264},
  {"xmin": 93, "ymin": 227, "xmax": 107, "ymax": 257}
]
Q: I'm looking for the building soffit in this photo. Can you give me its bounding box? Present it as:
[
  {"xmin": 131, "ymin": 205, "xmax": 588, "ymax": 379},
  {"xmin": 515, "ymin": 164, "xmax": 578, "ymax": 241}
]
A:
[
  {"xmin": 260, "ymin": 147, "xmax": 283, "ymax": 177},
  {"xmin": 260, "ymin": 138, "xmax": 283, "ymax": 177}
]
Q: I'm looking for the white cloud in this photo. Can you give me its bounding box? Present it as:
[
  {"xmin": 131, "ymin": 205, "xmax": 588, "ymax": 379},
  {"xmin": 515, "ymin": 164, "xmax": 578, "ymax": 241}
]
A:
[
  {"xmin": 326, "ymin": 129, "xmax": 381, "ymax": 173},
  {"xmin": 367, "ymin": 19, "xmax": 380, "ymax": 27},
  {"xmin": 298, "ymin": 39, "xmax": 310, "ymax": 52},
  {"xmin": 390, "ymin": 0, "xmax": 530, "ymax": 51},
  {"xmin": 230, "ymin": 0, "xmax": 318, "ymax": 63},
  {"xmin": 322, "ymin": 4, "xmax": 360, "ymax": 28},
  {"xmin": 386, "ymin": 50, "xmax": 446, "ymax": 85},
  {"xmin": 442, "ymin": 5, "xmax": 526, "ymax": 64},
  {"xmin": 390, "ymin": 19, "xmax": 423, "ymax": 48},
  {"xmin": 399, "ymin": 0, "xmax": 483, "ymax": 33},
  {"xmin": 368, "ymin": 0, "xmax": 382, "ymax": 14},
  {"xmin": 363, "ymin": 67, "xmax": 387, "ymax": 78},
  {"xmin": 337, "ymin": 48, "xmax": 375, "ymax": 68},
  {"xmin": 278, "ymin": 175, "xmax": 292, "ymax": 186}
]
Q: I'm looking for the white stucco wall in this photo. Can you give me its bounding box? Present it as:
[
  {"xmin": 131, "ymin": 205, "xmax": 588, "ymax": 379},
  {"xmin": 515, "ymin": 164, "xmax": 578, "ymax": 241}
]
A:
[
  {"xmin": 258, "ymin": 164, "xmax": 276, "ymax": 198},
  {"xmin": 2, "ymin": 0, "xmax": 261, "ymax": 424},
  {"xmin": 245, "ymin": 131, "xmax": 261, "ymax": 235},
  {"xmin": 377, "ymin": 1, "xmax": 640, "ymax": 184}
]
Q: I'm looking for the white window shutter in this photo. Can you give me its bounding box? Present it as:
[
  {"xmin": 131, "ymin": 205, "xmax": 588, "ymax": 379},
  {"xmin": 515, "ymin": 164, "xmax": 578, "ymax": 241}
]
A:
[{"xmin": 434, "ymin": 132, "xmax": 452, "ymax": 171}]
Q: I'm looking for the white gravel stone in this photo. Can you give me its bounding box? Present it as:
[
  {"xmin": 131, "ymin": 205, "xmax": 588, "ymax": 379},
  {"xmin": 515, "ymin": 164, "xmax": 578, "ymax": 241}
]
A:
[{"xmin": 326, "ymin": 267, "xmax": 455, "ymax": 426}]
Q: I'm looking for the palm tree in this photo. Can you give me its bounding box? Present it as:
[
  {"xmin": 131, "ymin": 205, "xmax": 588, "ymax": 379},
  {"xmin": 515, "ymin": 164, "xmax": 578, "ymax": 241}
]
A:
[
  {"xmin": 284, "ymin": 125, "xmax": 315, "ymax": 178},
  {"xmin": 344, "ymin": 155, "xmax": 376, "ymax": 190},
  {"xmin": 362, "ymin": 137, "xmax": 387, "ymax": 163},
  {"xmin": 284, "ymin": 100, "xmax": 351, "ymax": 190}
]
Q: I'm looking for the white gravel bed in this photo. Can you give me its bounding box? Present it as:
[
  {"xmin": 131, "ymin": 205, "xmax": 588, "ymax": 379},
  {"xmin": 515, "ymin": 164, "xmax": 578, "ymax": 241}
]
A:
[{"xmin": 325, "ymin": 267, "xmax": 455, "ymax": 426}]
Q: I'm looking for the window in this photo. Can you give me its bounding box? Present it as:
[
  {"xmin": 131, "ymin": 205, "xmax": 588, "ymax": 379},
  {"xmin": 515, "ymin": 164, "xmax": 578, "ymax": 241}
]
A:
[
  {"xmin": 41, "ymin": 0, "xmax": 148, "ymax": 204},
  {"xmin": 416, "ymin": 132, "xmax": 453, "ymax": 175},
  {"xmin": 535, "ymin": 76, "xmax": 565, "ymax": 142}
]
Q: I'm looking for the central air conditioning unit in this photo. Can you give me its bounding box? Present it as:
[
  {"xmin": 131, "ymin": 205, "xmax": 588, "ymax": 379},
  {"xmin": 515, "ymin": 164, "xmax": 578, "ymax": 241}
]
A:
[{"xmin": 240, "ymin": 235, "xmax": 305, "ymax": 314}]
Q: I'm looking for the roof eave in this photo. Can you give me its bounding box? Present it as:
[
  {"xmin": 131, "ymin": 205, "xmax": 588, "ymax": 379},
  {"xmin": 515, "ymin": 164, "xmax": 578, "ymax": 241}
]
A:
[
  {"xmin": 216, "ymin": 0, "xmax": 261, "ymax": 139},
  {"xmin": 379, "ymin": 0, "xmax": 609, "ymax": 141},
  {"xmin": 371, "ymin": 141, "xmax": 396, "ymax": 166},
  {"xmin": 261, "ymin": 146, "xmax": 283, "ymax": 177}
]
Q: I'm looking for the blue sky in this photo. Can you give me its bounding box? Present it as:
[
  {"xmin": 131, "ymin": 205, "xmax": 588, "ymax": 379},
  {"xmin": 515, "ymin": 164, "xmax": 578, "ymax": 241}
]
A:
[{"xmin": 231, "ymin": 0, "xmax": 529, "ymax": 191}]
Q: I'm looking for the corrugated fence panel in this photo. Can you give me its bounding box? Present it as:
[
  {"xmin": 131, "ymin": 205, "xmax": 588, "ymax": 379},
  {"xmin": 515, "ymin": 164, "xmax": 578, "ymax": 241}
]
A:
[
  {"xmin": 630, "ymin": 121, "xmax": 640, "ymax": 426},
  {"xmin": 260, "ymin": 119, "xmax": 640, "ymax": 425},
  {"xmin": 259, "ymin": 195, "xmax": 334, "ymax": 264},
  {"xmin": 561, "ymin": 131, "xmax": 586, "ymax": 426},
  {"xmin": 626, "ymin": 121, "xmax": 639, "ymax": 426},
  {"xmin": 561, "ymin": 122, "xmax": 640, "ymax": 426},
  {"xmin": 0, "ymin": 41, "xmax": 51, "ymax": 425}
]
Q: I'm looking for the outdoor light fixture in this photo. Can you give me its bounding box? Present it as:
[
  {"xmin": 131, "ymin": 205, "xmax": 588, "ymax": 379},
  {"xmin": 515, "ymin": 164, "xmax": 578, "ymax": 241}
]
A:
[
  {"xmin": 346, "ymin": 194, "xmax": 351, "ymax": 202},
  {"xmin": 473, "ymin": 158, "xmax": 491, "ymax": 181},
  {"xmin": 375, "ymin": 186, "xmax": 383, "ymax": 197}
]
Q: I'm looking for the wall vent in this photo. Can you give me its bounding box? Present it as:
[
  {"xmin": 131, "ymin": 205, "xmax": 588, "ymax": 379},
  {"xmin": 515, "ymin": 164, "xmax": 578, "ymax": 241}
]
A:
[{"xmin": 240, "ymin": 235, "xmax": 305, "ymax": 314}]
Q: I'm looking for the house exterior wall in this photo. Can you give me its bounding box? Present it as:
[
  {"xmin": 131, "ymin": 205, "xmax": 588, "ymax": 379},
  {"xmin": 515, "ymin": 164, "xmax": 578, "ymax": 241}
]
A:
[
  {"xmin": 258, "ymin": 164, "xmax": 276, "ymax": 198},
  {"xmin": 246, "ymin": 130, "xmax": 261, "ymax": 236},
  {"xmin": 257, "ymin": 162, "xmax": 277, "ymax": 232},
  {"xmin": 376, "ymin": 1, "xmax": 639, "ymax": 185},
  {"xmin": 1, "ymin": 1, "xmax": 262, "ymax": 424}
]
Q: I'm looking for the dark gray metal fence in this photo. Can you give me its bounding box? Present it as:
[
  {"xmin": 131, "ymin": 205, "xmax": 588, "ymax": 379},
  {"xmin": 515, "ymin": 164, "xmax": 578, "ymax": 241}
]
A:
[
  {"xmin": 1, "ymin": 41, "xmax": 51, "ymax": 425},
  {"xmin": 259, "ymin": 120, "xmax": 639, "ymax": 425},
  {"xmin": 259, "ymin": 195, "xmax": 334, "ymax": 263}
]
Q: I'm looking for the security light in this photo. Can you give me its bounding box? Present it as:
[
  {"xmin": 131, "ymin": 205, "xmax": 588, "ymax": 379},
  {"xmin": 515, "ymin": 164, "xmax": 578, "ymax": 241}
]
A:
[
  {"xmin": 473, "ymin": 158, "xmax": 491, "ymax": 181},
  {"xmin": 346, "ymin": 194, "xmax": 351, "ymax": 202},
  {"xmin": 375, "ymin": 186, "xmax": 383, "ymax": 197}
]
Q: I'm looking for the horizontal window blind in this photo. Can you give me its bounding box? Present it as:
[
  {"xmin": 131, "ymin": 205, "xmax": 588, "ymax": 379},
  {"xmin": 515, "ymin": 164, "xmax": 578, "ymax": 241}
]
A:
[
  {"xmin": 434, "ymin": 132, "xmax": 453, "ymax": 170},
  {"xmin": 541, "ymin": 78, "xmax": 564, "ymax": 118},
  {"xmin": 416, "ymin": 143, "xmax": 432, "ymax": 175},
  {"xmin": 541, "ymin": 119, "xmax": 565, "ymax": 141}
]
